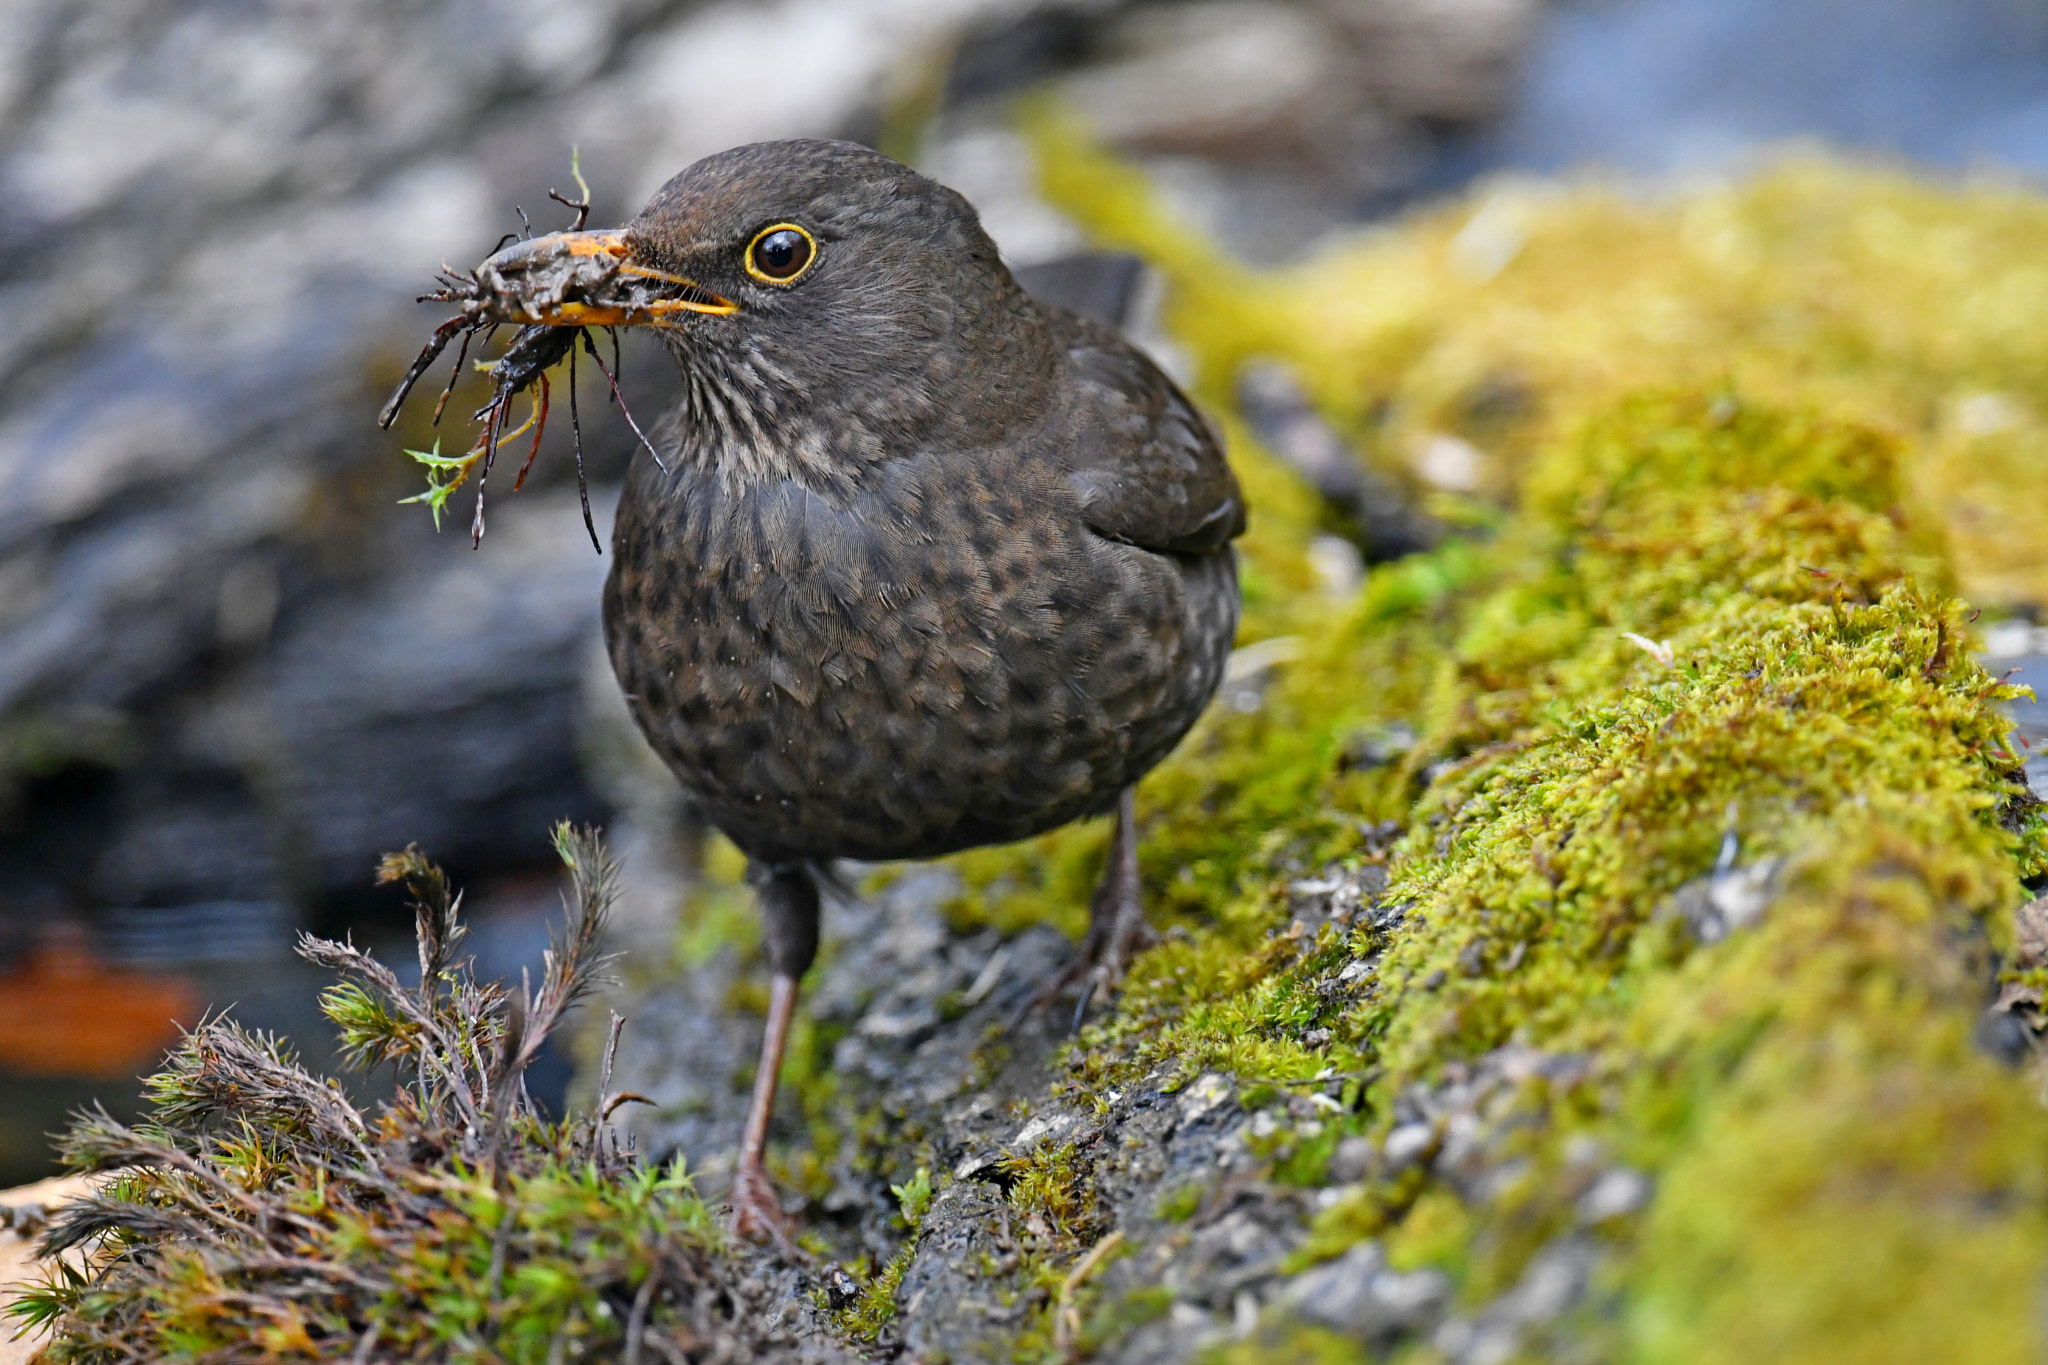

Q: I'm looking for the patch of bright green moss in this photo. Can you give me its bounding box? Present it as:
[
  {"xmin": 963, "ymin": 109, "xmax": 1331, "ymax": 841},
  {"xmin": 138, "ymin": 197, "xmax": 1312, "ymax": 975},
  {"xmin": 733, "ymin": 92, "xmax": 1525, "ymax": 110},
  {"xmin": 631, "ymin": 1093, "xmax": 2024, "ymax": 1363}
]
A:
[
  {"xmin": 1153, "ymin": 1181, "xmax": 1203, "ymax": 1223},
  {"xmin": 924, "ymin": 122, "xmax": 2048, "ymax": 1362},
  {"xmin": 833, "ymin": 1240, "xmax": 917, "ymax": 1343}
]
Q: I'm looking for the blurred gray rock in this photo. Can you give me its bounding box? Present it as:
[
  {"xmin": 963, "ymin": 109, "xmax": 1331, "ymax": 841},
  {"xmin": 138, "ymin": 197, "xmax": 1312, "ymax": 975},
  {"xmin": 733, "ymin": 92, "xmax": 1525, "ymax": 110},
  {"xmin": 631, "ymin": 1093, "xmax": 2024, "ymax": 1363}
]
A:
[
  {"xmin": 1043, "ymin": 0, "xmax": 1541, "ymax": 258},
  {"xmin": 1658, "ymin": 857, "xmax": 1785, "ymax": 946},
  {"xmin": 1237, "ymin": 360, "xmax": 1443, "ymax": 561},
  {"xmin": 1281, "ymin": 1240, "xmax": 1453, "ymax": 1340}
]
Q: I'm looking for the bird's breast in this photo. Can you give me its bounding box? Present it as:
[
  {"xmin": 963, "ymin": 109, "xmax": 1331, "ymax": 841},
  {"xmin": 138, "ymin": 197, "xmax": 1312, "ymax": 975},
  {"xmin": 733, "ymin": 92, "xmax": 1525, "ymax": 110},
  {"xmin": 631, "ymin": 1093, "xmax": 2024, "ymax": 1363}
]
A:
[{"xmin": 600, "ymin": 445, "xmax": 1224, "ymax": 860}]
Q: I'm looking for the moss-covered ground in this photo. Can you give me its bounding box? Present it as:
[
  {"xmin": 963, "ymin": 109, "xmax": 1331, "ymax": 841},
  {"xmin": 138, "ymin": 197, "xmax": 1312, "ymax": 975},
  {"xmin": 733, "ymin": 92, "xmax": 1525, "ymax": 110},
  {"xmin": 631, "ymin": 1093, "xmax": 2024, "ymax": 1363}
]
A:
[{"xmin": 874, "ymin": 123, "xmax": 2048, "ymax": 1361}]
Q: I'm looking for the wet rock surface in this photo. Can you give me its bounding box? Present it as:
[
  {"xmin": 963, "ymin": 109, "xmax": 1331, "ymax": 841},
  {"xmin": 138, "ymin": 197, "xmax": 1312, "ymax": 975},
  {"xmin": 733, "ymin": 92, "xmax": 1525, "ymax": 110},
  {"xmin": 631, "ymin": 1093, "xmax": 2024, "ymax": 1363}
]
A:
[
  {"xmin": 605, "ymin": 857, "xmax": 1333, "ymax": 1361},
  {"xmin": 613, "ymin": 866, "xmax": 1073, "ymax": 1255}
]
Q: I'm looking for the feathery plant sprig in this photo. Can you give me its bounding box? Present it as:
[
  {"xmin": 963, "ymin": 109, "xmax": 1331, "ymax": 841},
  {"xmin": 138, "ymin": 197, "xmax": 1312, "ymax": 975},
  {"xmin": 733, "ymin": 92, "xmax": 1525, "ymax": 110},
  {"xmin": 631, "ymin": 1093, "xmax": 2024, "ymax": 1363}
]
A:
[{"xmin": 7, "ymin": 823, "xmax": 792, "ymax": 1364}]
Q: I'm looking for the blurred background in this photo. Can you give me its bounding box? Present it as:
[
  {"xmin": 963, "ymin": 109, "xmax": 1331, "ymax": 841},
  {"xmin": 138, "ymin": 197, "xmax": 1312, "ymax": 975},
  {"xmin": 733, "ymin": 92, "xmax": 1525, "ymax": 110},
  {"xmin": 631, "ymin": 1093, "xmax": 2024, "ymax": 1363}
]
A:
[{"xmin": 5, "ymin": 0, "xmax": 2048, "ymax": 1183}]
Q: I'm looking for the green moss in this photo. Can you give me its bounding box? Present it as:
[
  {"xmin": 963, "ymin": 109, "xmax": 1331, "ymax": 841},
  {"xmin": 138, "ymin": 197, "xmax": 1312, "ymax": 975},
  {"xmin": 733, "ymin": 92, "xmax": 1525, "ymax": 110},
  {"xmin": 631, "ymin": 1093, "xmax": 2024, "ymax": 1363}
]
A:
[
  {"xmin": 834, "ymin": 1240, "xmax": 917, "ymax": 1343},
  {"xmin": 1029, "ymin": 104, "xmax": 2048, "ymax": 609},
  {"xmin": 1207, "ymin": 1320, "xmax": 1377, "ymax": 1365},
  {"xmin": 911, "ymin": 121, "xmax": 2048, "ymax": 1362},
  {"xmin": 1001, "ymin": 1141, "xmax": 1093, "ymax": 1247},
  {"xmin": 891, "ymin": 1165, "xmax": 934, "ymax": 1228},
  {"xmin": 1077, "ymin": 1283, "xmax": 1175, "ymax": 1355},
  {"xmin": 1383, "ymin": 1188, "xmax": 1473, "ymax": 1278}
]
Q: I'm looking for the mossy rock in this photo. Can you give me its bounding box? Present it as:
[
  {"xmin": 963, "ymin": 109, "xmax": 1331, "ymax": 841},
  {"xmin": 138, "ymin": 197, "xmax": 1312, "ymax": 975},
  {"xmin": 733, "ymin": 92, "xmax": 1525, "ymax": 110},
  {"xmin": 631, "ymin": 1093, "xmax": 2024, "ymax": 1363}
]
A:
[{"xmin": 841, "ymin": 123, "xmax": 2047, "ymax": 1362}]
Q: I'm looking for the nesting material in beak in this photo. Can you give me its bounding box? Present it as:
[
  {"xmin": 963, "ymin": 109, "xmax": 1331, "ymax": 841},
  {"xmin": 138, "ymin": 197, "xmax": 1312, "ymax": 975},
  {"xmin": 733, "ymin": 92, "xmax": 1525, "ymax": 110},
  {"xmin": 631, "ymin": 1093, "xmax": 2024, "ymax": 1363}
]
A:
[{"xmin": 472, "ymin": 229, "xmax": 736, "ymax": 328}]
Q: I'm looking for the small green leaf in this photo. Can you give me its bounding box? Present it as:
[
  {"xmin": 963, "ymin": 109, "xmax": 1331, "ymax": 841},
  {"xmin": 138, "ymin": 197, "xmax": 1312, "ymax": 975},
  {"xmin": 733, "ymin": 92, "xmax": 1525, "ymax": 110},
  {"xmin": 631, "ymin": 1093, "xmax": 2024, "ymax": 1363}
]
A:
[{"xmin": 399, "ymin": 438, "xmax": 478, "ymax": 531}]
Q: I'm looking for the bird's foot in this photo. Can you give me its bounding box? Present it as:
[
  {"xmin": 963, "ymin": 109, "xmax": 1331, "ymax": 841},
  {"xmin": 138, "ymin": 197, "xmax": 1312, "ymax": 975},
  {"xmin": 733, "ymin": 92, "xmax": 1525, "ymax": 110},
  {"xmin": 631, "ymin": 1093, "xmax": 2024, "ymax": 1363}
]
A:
[
  {"xmin": 1008, "ymin": 889, "xmax": 1157, "ymax": 1034},
  {"xmin": 1076, "ymin": 905, "xmax": 1159, "ymax": 1013},
  {"xmin": 727, "ymin": 1162, "xmax": 801, "ymax": 1255}
]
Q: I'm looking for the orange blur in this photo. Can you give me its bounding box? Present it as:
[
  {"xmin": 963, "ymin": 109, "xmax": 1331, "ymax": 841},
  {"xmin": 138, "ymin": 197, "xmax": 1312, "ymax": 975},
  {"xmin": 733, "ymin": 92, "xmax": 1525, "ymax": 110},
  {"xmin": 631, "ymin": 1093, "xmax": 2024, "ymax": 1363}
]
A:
[{"xmin": 0, "ymin": 943, "xmax": 198, "ymax": 1079}]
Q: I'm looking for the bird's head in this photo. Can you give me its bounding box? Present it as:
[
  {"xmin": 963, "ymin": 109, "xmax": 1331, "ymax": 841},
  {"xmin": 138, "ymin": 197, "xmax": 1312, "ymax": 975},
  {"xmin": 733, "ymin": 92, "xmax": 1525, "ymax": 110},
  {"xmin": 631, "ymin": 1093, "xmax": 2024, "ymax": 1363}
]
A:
[{"xmin": 469, "ymin": 140, "xmax": 1053, "ymax": 483}]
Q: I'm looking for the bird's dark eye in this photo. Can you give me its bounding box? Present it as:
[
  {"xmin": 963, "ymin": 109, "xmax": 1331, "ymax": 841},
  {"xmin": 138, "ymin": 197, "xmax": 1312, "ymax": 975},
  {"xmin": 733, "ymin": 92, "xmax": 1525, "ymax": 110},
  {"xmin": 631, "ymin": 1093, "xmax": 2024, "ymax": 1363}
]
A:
[{"xmin": 746, "ymin": 224, "xmax": 815, "ymax": 283}]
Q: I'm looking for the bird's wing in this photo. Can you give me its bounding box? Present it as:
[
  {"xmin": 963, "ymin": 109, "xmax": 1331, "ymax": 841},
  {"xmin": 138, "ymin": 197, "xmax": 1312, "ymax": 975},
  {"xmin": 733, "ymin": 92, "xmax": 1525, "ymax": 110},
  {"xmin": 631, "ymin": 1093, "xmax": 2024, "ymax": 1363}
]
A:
[{"xmin": 1050, "ymin": 309, "xmax": 1247, "ymax": 557}]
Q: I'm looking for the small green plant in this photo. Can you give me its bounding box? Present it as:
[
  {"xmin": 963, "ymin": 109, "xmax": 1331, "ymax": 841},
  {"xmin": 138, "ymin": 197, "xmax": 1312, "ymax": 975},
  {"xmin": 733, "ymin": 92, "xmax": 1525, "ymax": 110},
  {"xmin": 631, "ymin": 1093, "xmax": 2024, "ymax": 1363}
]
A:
[
  {"xmin": 8, "ymin": 825, "xmax": 790, "ymax": 1364},
  {"xmin": 398, "ymin": 436, "xmax": 481, "ymax": 532},
  {"xmin": 890, "ymin": 1165, "xmax": 933, "ymax": 1228},
  {"xmin": 1000, "ymin": 1141, "xmax": 1090, "ymax": 1247},
  {"xmin": 834, "ymin": 1242, "xmax": 916, "ymax": 1343}
]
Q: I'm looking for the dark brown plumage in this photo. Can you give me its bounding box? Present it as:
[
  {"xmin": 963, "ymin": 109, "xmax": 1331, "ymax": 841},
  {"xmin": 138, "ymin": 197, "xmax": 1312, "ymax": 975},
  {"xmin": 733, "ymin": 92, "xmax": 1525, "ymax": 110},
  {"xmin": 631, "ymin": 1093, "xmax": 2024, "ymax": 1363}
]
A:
[{"xmin": 448, "ymin": 140, "xmax": 1244, "ymax": 1239}]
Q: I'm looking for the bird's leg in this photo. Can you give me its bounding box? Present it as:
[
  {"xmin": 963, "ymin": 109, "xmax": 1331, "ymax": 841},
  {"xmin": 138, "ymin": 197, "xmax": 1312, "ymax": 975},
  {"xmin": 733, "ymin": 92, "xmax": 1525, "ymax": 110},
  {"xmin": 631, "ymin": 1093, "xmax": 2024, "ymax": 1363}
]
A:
[
  {"xmin": 1011, "ymin": 788, "xmax": 1153, "ymax": 1029},
  {"xmin": 729, "ymin": 860, "xmax": 820, "ymax": 1250},
  {"xmin": 732, "ymin": 973, "xmax": 800, "ymax": 1250},
  {"xmin": 1080, "ymin": 788, "xmax": 1150, "ymax": 1006}
]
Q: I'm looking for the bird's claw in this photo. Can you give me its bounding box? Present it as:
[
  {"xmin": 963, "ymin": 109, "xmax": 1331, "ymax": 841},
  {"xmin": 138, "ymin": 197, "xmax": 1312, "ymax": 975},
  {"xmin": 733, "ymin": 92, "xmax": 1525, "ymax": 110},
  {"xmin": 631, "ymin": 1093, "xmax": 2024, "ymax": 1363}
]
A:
[
  {"xmin": 1008, "ymin": 891, "xmax": 1156, "ymax": 1035},
  {"xmin": 727, "ymin": 1164, "xmax": 802, "ymax": 1256}
]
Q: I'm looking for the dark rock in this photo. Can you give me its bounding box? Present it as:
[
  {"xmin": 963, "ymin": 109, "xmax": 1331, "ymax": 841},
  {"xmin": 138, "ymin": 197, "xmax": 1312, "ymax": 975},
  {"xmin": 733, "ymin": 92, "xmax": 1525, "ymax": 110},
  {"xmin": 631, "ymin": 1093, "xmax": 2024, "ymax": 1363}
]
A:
[
  {"xmin": 1432, "ymin": 1235, "xmax": 1599, "ymax": 1364},
  {"xmin": 894, "ymin": 1178, "xmax": 1024, "ymax": 1361},
  {"xmin": 1382, "ymin": 1121, "xmax": 1435, "ymax": 1170},
  {"xmin": 0, "ymin": 1201, "xmax": 47, "ymax": 1236},
  {"xmin": 1327, "ymin": 1134, "xmax": 1374, "ymax": 1184},
  {"xmin": 1576, "ymin": 1167, "xmax": 1652, "ymax": 1224},
  {"xmin": 1042, "ymin": 0, "xmax": 1540, "ymax": 257},
  {"xmin": 1976, "ymin": 1006, "xmax": 2035, "ymax": 1068},
  {"xmin": 1984, "ymin": 893, "xmax": 2048, "ymax": 1061},
  {"xmin": 822, "ymin": 1265, "xmax": 860, "ymax": 1311}
]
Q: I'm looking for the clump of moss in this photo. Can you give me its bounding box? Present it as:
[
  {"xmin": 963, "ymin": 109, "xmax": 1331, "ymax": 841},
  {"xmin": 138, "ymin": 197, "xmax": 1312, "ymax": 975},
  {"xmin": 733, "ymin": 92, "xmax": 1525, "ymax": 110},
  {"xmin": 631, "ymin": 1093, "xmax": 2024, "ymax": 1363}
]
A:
[
  {"xmin": 1001, "ymin": 1140, "xmax": 1095, "ymax": 1249},
  {"xmin": 922, "ymin": 120, "xmax": 2048, "ymax": 1362},
  {"xmin": 8, "ymin": 827, "xmax": 792, "ymax": 1364},
  {"xmin": 831, "ymin": 1242, "xmax": 914, "ymax": 1344},
  {"xmin": 1030, "ymin": 106, "xmax": 2048, "ymax": 610}
]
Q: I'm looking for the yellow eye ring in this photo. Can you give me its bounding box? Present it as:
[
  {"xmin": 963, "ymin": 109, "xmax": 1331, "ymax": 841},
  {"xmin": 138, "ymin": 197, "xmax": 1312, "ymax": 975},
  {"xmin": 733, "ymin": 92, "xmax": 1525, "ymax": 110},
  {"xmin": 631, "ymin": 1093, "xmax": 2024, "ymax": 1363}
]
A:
[{"xmin": 744, "ymin": 223, "xmax": 817, "ymax": 284}]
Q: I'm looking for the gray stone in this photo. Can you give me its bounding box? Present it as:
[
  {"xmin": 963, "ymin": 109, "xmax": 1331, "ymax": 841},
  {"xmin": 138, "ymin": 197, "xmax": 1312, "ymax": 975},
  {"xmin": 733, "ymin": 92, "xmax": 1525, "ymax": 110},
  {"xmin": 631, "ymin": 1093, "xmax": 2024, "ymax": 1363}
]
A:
[
  {"xmin": 1237, "ymin": 361, "xmax": 1442, "ymax": 560},
  {"xmin": 1660, "ymin": 857, "xmax": 1786, "ymax": 945},
  {"xmin": 1577, "ymin": 1167, "xmax": 1653, "ymax": 1225},
  {"xmin": 1327, "ymin": 1135, "xmax": 1375, "ymax": 1183},
  {"xmin": 1282, "ymin": 1241, "xmax": 1453, "ymax": 1338},
  {"xmin": 1383, "ymin": 1121, "xmax": 1436, "ymax": 1169}
]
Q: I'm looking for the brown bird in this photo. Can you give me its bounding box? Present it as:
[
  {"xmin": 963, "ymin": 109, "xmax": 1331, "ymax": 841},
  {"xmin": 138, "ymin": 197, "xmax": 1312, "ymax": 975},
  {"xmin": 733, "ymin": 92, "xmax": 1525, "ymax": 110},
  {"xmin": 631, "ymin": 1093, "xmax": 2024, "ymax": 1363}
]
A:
[{"xmin": 441, "ymin": 140, "xmax": 1243, "ymax": 1239}]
